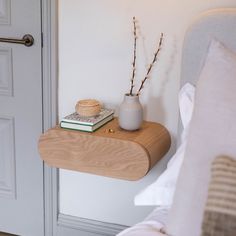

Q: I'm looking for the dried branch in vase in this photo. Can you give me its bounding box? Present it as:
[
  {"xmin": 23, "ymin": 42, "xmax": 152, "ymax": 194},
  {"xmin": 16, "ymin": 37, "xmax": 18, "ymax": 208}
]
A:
[
  {"xmin": 129, "ymin": 16, "xmax": 137, "ymax": 96},
  {"xmin": 127, "ymin": 16, "xmax": 164, "ymax": 96},
  {"xmin": 136, "ymin": 33, "xmax": 163, "ymax": 96}
]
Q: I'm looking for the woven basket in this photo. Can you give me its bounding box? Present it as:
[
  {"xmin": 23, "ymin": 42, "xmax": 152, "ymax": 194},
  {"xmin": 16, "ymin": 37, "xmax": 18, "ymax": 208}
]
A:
[{"xmin": 75, "ymin": 99, "xmax": 101, "ymax": 117}]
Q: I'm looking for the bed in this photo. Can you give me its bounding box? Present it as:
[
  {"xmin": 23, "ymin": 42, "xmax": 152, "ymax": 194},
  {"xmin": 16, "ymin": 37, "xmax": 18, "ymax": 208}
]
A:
[{"xmin": 117, "ymin": 8, "xmax": 236, "ymax": 236}]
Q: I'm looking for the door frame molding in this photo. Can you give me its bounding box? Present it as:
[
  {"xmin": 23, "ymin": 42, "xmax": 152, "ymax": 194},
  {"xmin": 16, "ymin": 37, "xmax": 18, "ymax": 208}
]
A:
[
  {"xmin": 41, "ymin": 1, "xmax": 127, "ymax": 235},
  {"xmin": 41, "ymin": 0, "xmax": 58, "ymax": 235}
]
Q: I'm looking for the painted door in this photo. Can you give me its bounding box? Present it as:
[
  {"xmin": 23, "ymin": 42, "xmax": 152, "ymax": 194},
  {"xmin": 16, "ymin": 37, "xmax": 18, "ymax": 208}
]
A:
[{"xmin": 0, "ymin": 0, "xmax": 44, "ymax": 235}]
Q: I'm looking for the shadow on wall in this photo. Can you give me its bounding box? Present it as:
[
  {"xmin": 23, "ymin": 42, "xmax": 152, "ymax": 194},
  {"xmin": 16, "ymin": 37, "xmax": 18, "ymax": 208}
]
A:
[
  {"xmin": 143, "ymin": 95, "xmax": 165, "ymax": 123},
  {"xmin": 143, "ymin": 36, "xmax": 178, "ymax": 157},
  {"xmin": 144, "ymin": 36, "xmax": 178, "ymax": 123}
]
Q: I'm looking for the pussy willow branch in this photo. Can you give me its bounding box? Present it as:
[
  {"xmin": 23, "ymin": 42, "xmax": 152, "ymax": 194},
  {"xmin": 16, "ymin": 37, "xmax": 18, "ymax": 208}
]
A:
[
  {"xmin": 136, "ymin": 32, "xmax": 164, "ymax": 96},
  {"xmin": 129, "ymin": 16, "xmax": 137, "ymax": 95}
]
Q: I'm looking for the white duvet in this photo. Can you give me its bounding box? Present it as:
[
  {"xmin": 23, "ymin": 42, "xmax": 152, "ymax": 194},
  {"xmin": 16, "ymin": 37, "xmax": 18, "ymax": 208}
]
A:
[{"xmin": 117, "ymin": 207, "xmax": 169, "ymax": 236}]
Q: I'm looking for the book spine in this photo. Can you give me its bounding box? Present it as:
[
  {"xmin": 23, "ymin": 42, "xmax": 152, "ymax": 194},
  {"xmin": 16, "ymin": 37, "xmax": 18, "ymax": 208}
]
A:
[{"xmin": 60, "ymin": 122, "xmax": 92, "ymax": 132}]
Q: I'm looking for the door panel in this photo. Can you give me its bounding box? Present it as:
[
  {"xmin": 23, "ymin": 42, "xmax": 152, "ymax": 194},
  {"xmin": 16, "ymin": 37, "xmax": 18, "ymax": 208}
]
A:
[
  {"xmin": 0, "ymin": 116, "xmax": 15, "ymax": 199},
  {"xmin": 0, "ymin": 48, "xmax": 12, "ymax": 96},
  {"xmin": 0, "ymin": 0, "xmax": 44, "ymax": 235},
  {"xmin": 0, "ymin": 0, "xmax": 10, "ymax": 25}
]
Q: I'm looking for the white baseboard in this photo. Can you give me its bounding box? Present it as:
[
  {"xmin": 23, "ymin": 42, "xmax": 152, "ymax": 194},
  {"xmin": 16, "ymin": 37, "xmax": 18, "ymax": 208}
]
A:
[{"xmin": 57, "ymin": 213, "xmax": 128, "ymax": 236}]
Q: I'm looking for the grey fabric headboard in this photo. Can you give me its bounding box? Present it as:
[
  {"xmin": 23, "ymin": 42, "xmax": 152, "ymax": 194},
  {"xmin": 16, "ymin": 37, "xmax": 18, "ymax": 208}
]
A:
[{"xmin": 178, "ymin": 8, "xmax": 236, "ymax": 140}]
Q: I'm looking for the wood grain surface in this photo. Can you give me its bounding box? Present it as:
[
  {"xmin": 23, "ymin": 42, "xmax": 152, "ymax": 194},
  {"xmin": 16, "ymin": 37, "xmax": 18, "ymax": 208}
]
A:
[{"xmin": 38, "ymin": 118, "xmax": 171, "ymax": 180}]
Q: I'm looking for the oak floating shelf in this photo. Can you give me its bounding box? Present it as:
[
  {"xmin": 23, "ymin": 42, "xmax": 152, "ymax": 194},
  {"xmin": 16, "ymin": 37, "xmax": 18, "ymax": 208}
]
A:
[{"xmin": 38, "ymin": 118, "xmax": 171, "ymax": 181}]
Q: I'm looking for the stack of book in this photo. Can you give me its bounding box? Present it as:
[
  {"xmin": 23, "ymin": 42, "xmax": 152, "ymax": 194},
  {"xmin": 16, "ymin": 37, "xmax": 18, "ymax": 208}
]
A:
[{"xmin": 60, "ymin": 108, "xmax": 114, "ymax": 132}]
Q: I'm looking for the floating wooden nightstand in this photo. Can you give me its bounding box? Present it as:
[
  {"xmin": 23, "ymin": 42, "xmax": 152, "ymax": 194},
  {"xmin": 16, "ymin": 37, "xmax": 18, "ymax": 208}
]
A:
[{"xmin": 38, "ymin": 118, "xmax": 171, "ymax": 181}]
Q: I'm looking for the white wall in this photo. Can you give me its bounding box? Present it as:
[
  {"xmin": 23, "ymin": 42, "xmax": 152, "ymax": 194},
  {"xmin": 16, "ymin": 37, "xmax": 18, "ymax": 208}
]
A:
[{"xmin": 58, "ymin": 0, "xmax": 236, "ymax": 226}]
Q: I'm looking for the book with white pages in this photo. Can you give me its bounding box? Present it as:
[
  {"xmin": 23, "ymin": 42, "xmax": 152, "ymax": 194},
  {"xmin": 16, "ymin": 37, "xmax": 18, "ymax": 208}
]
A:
[{"xmin": 61, "ymin": 108, "xmax": 114, "ymax": 125}]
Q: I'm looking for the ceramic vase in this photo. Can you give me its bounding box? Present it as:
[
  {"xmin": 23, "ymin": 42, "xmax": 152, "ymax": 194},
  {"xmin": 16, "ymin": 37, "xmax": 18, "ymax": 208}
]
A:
[{"xmin": 118, "ymin": 94, "xmax": 143, "ymax": 131}]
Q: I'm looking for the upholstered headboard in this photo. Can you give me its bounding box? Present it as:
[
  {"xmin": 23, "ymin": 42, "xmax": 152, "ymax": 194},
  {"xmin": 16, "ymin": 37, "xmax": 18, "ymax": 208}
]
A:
[{"xmin": 178, "ymin": 8, "xmax": 236, "ymax": 138}]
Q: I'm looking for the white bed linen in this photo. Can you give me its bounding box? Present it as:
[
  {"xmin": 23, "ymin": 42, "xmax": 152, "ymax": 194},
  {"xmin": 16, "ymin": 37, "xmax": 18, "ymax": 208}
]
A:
[
  {"xmin": 134, "ymin": 83, "xmax": 195, "ymax": 206},
  {"xmin": 117, "ymin": 207, "xmax": 169, "ymax": 236}
]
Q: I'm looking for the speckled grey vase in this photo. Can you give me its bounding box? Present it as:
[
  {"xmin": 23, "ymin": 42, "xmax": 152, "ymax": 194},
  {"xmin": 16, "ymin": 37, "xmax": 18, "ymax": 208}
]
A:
[{"xmin": 118, "ymin": 94, "xmax": 143, "ymax": 131}]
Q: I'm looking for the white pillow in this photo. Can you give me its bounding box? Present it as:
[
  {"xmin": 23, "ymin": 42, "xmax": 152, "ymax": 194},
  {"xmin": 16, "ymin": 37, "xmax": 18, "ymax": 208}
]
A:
[
  {"xmin": 179, "ymin": 83, "xmax": 195, "ymax": 129},
  {"xmin": 134, "ymin": 83, "xmax": 195, "ymax": 206},
  {"xmin": 166, "ymin": 39, "xmax": 236, "ymax": 236},
  {"xmin": 178, "ymin": 83, "xmax": 195, "ymax": 143}
]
